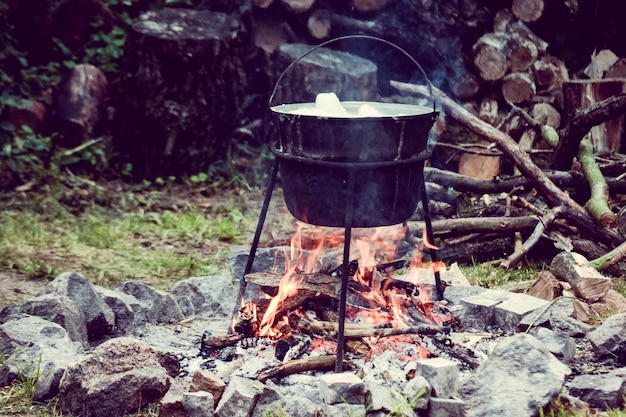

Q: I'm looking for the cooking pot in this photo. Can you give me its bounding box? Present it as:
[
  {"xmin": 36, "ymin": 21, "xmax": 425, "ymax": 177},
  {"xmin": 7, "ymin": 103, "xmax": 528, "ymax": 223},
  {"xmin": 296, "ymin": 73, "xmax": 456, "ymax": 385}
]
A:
[{"xmin": 269, "ymin": 35, "xmax": 439, "ymax": 228}]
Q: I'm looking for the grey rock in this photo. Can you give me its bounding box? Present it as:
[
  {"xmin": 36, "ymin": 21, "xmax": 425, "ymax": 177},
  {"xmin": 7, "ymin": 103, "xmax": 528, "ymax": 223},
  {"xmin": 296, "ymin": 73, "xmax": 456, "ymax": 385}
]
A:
[
  {"xmin": 319, "ymin": 372, "xmax": 365, "ymax": 405},
  {"xmin": 586, "ymin": 312, "xmax": 626, "ymax": 363},
  {"xmin": 365, "ymin": 381, "xmax": 416, "ymax": 417},
  {"xmin": 428, "ymin": 397, "xmax": 467, "ymax": 417},
  {"xmin": 530, "ymin": 327, "xmax": 576, "ymax": 363},
  {"xmin": 170, "ymin": 276, "xmax": 237, "ymax": 317},
  {"xmin": 182, "ymin": 391, "xmax": 214, "ymax": 417},
  {"xmin": 0, "ymin": 315, "xmax": 85, "ymax": 401},
  {"xmin": 404, "ymin": 375, "xmax": 431, "ymax": 411},
  {"xmin": 58, "ymin": 337, "xmax": 173, "ymax": 417},
  {"xmin": 252, "ymin": 380, "xmax": 321, "ymax": 417},
  {"xmin": 459, "ymin": 333, "xmax": 570, "ymax": 417},
  {"xmin": 215, "ymin": 375, "xmax": 265, "ymax": 417},
  {"xmin": 458, "ymin": 289, "xmax": 512, "ymax": 331},
  {"xmin": 494, "ymin": 292, "xmax": 548, "ymax": 333},
  {"xmin": 566, "ymin": 373, "xmax": 626, "ymax": 409},
  {"xmin": 1, "ymin": 293, "xmax": 88, "ymax": 347},
  {"xmin": 117, "ymin": 281, "xmax": 183, "ymax": 324},
  {"xmin": 40, "ymin": 271, "xmax": 115, "ymax": 341},
  {"xmin": 416, "ymin": 357, "xmax": 459, "ymax": 398},
  {"xmin": 94, "ymin": 285, "xmax": 149, "ymax": 333}
]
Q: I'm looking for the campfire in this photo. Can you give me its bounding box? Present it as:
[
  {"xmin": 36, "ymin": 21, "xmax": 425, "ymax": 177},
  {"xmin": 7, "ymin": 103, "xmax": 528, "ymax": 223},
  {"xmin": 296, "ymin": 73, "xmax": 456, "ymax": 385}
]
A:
[{"xmin": 202, "ymin": 223, "xmax": 467, "ymax": 380}]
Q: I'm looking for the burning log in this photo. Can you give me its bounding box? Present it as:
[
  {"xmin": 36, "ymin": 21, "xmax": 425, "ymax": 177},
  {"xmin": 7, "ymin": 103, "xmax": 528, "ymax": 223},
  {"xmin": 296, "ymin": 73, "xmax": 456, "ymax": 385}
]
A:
[{"xmin": 256, "ymin": 354, "xmax": 340, "ymax": 382}]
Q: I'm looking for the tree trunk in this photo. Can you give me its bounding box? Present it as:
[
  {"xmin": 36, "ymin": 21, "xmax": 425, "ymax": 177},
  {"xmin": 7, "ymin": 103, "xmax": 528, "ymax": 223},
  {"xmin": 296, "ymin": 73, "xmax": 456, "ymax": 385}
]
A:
[{"xmin": 114, "ymin": 8, "xmax": 248, "ymax": 179}]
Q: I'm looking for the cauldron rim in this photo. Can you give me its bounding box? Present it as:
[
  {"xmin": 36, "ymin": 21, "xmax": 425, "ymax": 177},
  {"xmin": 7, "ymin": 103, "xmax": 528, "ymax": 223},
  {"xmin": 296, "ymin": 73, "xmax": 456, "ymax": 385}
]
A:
[{"xmin": 271, "ymin": 101, "xmax": 435, "ymax": 120}]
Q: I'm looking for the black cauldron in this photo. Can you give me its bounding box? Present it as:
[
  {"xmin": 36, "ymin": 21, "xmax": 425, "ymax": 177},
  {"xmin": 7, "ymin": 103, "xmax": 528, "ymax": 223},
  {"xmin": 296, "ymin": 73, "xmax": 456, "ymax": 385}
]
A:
[{"xmin": 270, "ymin": 35, "xmax": 439, "ymax": 228}]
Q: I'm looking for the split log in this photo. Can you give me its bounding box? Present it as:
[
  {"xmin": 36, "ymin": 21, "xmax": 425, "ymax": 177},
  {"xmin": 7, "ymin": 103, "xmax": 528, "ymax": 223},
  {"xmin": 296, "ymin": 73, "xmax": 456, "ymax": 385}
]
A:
[
  {"xmin": 48, "ymin": 64, "xmax": 107, "ymax": 148},
  {"xmin": 501, "ymin": 71, "xmax": 536, "ymax": 104},
  {"xmin": 245, "ymin": 272, "xmax": 338, "ymax": 299},
  {"xmin": 511, "ymin": 0, "xmax": 545, "ymax": 23},
  {"xmin": 115, "ymin": 8, "xmax": 248, "ymax": 178},
  {"xmin": 550, "ymin": 83, "xmax": 626, "ymax": 170},
  {"xmin": 257, "ymin": 355, "xmax": 339, "ymax": 382},
  {"xmin": 550, "ymin": 252, "xmax": 613, "ymax": 303},
  {"xmin": 457, "ymin": 140, "xmax": 502, "ymax": 179},
  {"xmin": 493, "ymin": 9, "xmax": 548, "ymax": 52},
  {"xmin": 527, "ymin": 270, "xmax": 562, "ymax": 301},
  {"xmin": 408, "ymin": 216, "xmax": 539, "ymax": 239}
]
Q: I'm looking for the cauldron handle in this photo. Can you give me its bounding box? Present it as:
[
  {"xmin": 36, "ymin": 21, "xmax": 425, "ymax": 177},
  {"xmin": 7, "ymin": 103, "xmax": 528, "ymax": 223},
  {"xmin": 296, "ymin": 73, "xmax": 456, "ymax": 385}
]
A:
[{"xmin": 268, "ymin": 34, "xmax": 437, "ymax": 113}]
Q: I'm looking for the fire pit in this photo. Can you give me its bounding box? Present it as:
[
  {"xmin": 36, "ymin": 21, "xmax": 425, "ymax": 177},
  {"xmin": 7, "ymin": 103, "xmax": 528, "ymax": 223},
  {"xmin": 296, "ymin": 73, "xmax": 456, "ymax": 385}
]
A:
[{"xmin": 233, "ymin": 35, "xmax": 442, "ymax": 372}]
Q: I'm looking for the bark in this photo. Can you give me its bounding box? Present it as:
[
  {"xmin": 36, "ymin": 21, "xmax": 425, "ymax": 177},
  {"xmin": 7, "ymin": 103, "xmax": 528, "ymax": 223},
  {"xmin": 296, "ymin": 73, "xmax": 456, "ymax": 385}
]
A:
[
  {"xmin": 408, "ymin": 216, "xmax": 539, "ymax": 238},
  {"xmin": 590, "ymin": 240, "xmax": 626, "ymax": 271},
  {"xmin": 550, "ymin": 91, "xmax": 626, "ymax": 170},
  {"xmin": 578, "ymin": 136, "xmax": 618, "ymax": 227},
  {"xmin": 48, "ymin": 64, "xmax": 108, "ymax": 148},
  {"xmin": 472, "ymin": 32, "xmax": 510, "ymax": 82}
]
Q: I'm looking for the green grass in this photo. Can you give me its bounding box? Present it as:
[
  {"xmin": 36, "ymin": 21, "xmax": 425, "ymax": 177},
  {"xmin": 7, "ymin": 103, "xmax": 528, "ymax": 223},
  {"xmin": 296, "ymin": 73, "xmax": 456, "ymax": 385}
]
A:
[
  {"xmin": 0, "ymin": 181, "xmax": 254, "ymax": 292},
  {"xmin": 459, "ymin": 258, "xmax": 543, "ymax": 288}
]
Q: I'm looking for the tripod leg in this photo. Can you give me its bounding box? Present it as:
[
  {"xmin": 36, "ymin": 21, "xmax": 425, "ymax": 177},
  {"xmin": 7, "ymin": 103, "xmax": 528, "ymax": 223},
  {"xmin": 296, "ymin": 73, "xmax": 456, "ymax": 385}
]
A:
[
  {"xmin": 228, "ymin": 159, "xmax": 280, "ymax": 333},
  {"xmin": 420, "ymin": 181, "xmax": 444, "ymax": 300}
]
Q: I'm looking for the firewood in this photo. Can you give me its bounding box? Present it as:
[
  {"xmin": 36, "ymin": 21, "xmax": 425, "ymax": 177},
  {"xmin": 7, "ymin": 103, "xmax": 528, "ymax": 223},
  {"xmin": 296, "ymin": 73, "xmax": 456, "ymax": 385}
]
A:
[
  {"xmin": 493, "ymin": 9, "xmax": 548, "ymax": 52},
  {"xmin": 202, "ymin": 334, "xmax": 246, "ymax": 349},
  {"xmin": 532, "ymin": 55, "xmax": 569, "ymax": 93},
  {"xmin": 508, "ymin": 35, "xmax": 539, "ymax": 72},
  {"xmin": 501, "ymin": 72, "xmax": 536, "ymax": 104},
  {"xmin": 457, "ymin": 140, "xmax": 502, "ymax": 180},
  {"xmin": 453, "ymin": 74, "xmax": 481, "ymax": 101},
  {"xmin": 408, "ymin": 216, "xmax": 539, "ymax": 239},
  {"xmin": 550, "ymin": 252, "xmax": 613, "ymax": 303},
  {"xmin": 390, "ymin": 80, "xmax": 585, "ymax": 213},
  {"xmin": 305, "ymin": 321, "xmax": 449, "ymax": 339},
  {"xmin": 256, "ymin": 354, "xmax": 339, "ymax": 382},
  {"xmin": 472, "ymin": 32, "xmax": 510, "ymax": 82},
  {"xmin": 307, "ymin": 11, "xmax": 331, "ymax": 39},
  {"xmin": 351, "ymin": 0, "xmax": 389, "ymax": 12},
  {"xmin": 48, "ymin": 64, "xmax": 107, "ymax": 148},
  {"xmin": 245, "ymin": 272, "xmax": 338, "ymax": 299},
  {"xmin": 478, "ymin": 94, "xmax": 499, "ymax": 125},
  {"xmin": 527, "ymin": 271, "xmax": 562, "ymax": 301},
  {"xmin": 253, "ymin": 0, "xmax": 274, "ymax": 8},
  {"xmin": 280, "ymin": 0, "xmax": 315, "ymax": 13},
  {"xmin": 531, "ymin": 102, "xmax": 561, "ymax": 128},
  {"xmin": 501, "ymin": 205, "xmax": 565, "ymax": 269},
  {"xmin": 605, "ymin": 57, "xmax": 626, "ymax": 79},
  {"xmin": 511, "ymin": 0, "xmax": 545, "ymax": 23}
]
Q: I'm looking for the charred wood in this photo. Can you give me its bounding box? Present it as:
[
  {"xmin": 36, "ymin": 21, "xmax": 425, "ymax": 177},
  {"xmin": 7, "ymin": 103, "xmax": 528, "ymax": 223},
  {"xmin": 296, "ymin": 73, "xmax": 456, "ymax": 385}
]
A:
[{"xmin": 256, "ymin": 354, "xmax": 340, "ymax": 382}]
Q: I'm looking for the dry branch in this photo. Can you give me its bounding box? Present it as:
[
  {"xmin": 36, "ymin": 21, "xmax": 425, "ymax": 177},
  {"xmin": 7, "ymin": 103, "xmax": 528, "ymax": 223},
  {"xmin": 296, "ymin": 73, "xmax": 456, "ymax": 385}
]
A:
[{"xmin": 391, "ymin": 80, "xmax": 585, "ymax": 213}]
